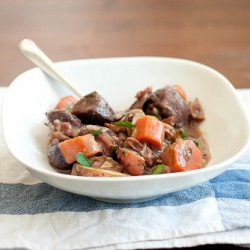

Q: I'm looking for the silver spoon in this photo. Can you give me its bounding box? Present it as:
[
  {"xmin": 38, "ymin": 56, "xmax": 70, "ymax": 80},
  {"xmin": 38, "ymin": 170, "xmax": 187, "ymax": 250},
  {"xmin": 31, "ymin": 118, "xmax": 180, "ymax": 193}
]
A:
[{"xmin": 18, "ymin": 39, "xmax": 85, "ymax": 98}]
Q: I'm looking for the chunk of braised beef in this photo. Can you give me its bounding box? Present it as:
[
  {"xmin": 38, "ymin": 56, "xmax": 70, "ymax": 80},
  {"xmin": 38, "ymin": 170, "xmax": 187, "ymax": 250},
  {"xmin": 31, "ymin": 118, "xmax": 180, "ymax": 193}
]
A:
[
  {"xmin": 129, "ymin": 86, "xmax": 190, "ymax": 128},
  {"xmin": 71, "ymin": 91, "xmax": 115, "ymax": 125},
  {"xmin": 47, "ymin": 139, "xmax": 71, "ymax": 171},
  {"xmin": 46, "ymin": 109, "xmax": 83, "ymax": 127},
  {"xmin": 144, "ymin": 86, "xmax": 190, "ymax": 128},
  {"xmin": 46, "ymin": 110, "xmax": 88, "ymax": 145}
]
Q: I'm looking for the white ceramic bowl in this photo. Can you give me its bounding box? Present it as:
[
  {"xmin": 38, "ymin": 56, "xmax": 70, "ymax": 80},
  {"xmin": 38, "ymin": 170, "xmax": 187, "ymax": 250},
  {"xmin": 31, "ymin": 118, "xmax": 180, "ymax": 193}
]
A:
[{"xmin": 2, "ymin": 57, "xmax": 250, "ymax": 203}]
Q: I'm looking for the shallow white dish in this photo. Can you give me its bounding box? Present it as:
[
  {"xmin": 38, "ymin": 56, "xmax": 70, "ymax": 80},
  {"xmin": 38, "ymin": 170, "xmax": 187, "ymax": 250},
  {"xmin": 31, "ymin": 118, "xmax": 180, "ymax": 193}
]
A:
[{"xmin": 2, "ymin": 57, "xmax": 250, "ymax": 203}]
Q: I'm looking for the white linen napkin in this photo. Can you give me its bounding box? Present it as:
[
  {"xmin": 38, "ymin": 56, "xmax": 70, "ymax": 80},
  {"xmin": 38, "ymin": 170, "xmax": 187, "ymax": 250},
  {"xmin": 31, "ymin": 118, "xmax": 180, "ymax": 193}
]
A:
[{"xmin": 1, "ymin": 86, "xmax": 250, "ymax": 250}]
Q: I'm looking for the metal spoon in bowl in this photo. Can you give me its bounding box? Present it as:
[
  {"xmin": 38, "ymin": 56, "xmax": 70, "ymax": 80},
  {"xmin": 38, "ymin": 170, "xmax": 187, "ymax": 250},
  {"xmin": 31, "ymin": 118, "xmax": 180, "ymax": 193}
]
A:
[{"xmin": 18, "ymin": 39, "xmax": 85, "ymax": 98}]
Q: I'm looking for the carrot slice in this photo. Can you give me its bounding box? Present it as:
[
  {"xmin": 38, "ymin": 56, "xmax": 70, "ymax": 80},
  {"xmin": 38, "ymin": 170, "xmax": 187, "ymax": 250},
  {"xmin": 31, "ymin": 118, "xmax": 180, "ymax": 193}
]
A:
[
  {"xmin": 59, "ymin": 134, "xmax": 102, "ymax": 164},
  {"xmin": 54, "ymin": 95, "xmax": 78, "ymax": 110},
  {"xmin": 133, "ymin": 116, "xmax": 165, "ymax": 149},
  {"xmin": 172, "ymin": 85, "xmax": 187, "ymax": 101},
  {"xmin": 161, "ymin": 139, "xmax": 203, "ymax": 172}
]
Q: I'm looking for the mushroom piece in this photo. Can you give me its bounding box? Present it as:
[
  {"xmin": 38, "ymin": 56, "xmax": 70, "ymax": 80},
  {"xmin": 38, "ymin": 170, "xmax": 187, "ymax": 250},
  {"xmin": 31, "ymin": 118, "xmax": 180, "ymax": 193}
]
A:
[
  {"xmin": 86, "ymin": 125, "xmax": 120, "ymax": 157},
  {"xmin": 72, "ymin": 163, "xmax": 130, "ymax": 177},
  {"xmin": 115, "ymin": 109, "xmax": 145, "ymax": 124},
  {"xmin": 126, "ymin": 137, "xmax": 155, "ymax": 166},
  {"xmin": 188, "ymin": 98, "xmax": 205, "ymax": 120}
]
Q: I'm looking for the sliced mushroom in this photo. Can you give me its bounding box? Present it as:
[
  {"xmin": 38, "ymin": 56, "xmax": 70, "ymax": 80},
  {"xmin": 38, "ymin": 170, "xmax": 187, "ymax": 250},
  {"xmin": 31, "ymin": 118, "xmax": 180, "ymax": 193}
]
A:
[
  {"xmin": 188, "ymin": 98, "xmax": 205, "ymax": 120},
  {"xmin": 126, "ymin": 137, "xmax": 155, "ymax": 166},
  {"xmin": 86, "ymin": 125, "xmax": 120, "ymax": 157},
  {"xmin": 72, "ymin": 163, "xmax": 130, "ymax": 177},
  {"xmin": 135, "ymin": 86, "xmax": 152, "ymax": 99},
  {"xmin": 115, "ymin": 109, "xmax": 145, "ymax": 124}
]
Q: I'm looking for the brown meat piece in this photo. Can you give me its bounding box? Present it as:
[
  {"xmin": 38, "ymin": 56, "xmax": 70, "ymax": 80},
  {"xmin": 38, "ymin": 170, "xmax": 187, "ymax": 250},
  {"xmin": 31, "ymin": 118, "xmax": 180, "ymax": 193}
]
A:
[
  {"xmin": 46, "ymin": 109, "xmax": 83, "ymax": 127},
  {"xmin": 46, "ymin": 109, "xmax": 87, "ymax": 145},
  {"xmin": 130, "ymin": 85, "xmax": 190, "ymax": 128},
  {"xmin": 71, "ymin": 91, "xmax": 115, "ymax": 125}
]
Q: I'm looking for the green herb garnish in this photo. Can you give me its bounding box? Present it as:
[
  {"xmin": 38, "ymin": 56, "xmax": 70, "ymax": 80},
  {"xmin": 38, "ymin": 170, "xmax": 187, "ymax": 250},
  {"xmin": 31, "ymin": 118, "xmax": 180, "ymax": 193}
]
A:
[
  {"xmin": 65, "ymin": 106, "xmax": 71, "ymax": 111},
  {"xmin": 91, "ymin": 128, "xmax": 103, "ymax": 136},
  {"xmin": 152, "ymin": 164, "xmax": 165, "ymax": 175},
  {"xmin": 180, "ymin": 129, "xmax": 187, "ymax": 139},
  {"xmin": 114, "ymin": 121, "xmax": 135, "ymax": 128},
  {"xmin": 193, "ymin": 140, "xmax": 199, "ymax": 147},
  {"xmin": 76, "ymin": 152, "xmax": 92, "ymax": 167}
]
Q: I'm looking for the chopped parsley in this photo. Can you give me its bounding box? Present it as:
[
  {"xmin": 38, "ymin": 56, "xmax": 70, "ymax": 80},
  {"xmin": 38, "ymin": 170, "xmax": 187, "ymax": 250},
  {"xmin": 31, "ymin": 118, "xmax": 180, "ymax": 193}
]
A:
[
  {"xmin": 114, "ymin": 121, "xmax": 135, "ymax": 128},
  {"xmin": 91, "ymin": 128, "xmax": 103, "ymax": 136},
  {"xmin": 180, "ymin": 129, "xmax": 187, "ymax": 139},
  {"xmin": 152, "ymin": 164, "xmax": 165, "ymax": 175},
  {"xmin": 76, "ymin": 152, "xmax": 92, "ymax": 167},
  {"xmin": 65, "ymin": 106, "xmax": 71, "ymax": 111},
  {"xmin": 193, "ymin": 140, "xmax": 199, "ymax": 147}
]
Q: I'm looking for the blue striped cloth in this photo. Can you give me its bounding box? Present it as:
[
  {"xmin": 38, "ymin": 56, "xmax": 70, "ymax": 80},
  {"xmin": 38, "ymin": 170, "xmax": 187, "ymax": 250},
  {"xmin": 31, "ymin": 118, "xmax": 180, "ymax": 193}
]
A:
[{"xmin": 1, "ymin": 87, "xmax": 250, "ymax": 250}]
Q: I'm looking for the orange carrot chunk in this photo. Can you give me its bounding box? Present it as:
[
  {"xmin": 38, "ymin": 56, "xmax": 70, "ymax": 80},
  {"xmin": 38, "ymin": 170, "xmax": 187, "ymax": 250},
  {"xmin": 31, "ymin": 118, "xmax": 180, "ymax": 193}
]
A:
[
  {"xmin": 59, "ymin": 134, "xmax": 102, "ymax": 164},
  {"xmin": 161, "ymin": 139, "xmax": 203, "ymax": 172},
  {"xmin": 133, "ymin": 115, "xmax": 165, "ymax": 149},
  {"xmin": 54, "ymin": 95, "xmax": 79, "ymax": 110}
]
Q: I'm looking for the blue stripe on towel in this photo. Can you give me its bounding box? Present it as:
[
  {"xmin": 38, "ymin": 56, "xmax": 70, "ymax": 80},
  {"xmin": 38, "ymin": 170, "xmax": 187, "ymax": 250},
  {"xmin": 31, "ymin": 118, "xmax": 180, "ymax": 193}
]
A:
[
  {"xmin": 0, "ymin": 181, "xmax": 212, "ymax": 215},
  {"xmin": 210, "ymin": 169, "xmax": 250, "ymax": 230},
  {"xmin": 210, "ymin": 169, "xmax": 250, "ymax": 199}
]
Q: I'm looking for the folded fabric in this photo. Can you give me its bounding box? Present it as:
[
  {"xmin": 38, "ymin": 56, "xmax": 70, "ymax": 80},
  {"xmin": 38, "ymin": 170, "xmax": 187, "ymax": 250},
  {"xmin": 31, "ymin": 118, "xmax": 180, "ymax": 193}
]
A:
[{"xmin": 0, "ymin": 87, "xmax": 250, "ymax": 250}]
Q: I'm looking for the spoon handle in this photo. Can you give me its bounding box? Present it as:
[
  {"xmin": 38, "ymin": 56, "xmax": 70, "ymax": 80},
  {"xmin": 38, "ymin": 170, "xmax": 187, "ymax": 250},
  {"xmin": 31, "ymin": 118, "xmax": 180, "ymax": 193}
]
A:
[{"xmin": 18, "ymin": 39, "xmax": 84, "ymax": 98}]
